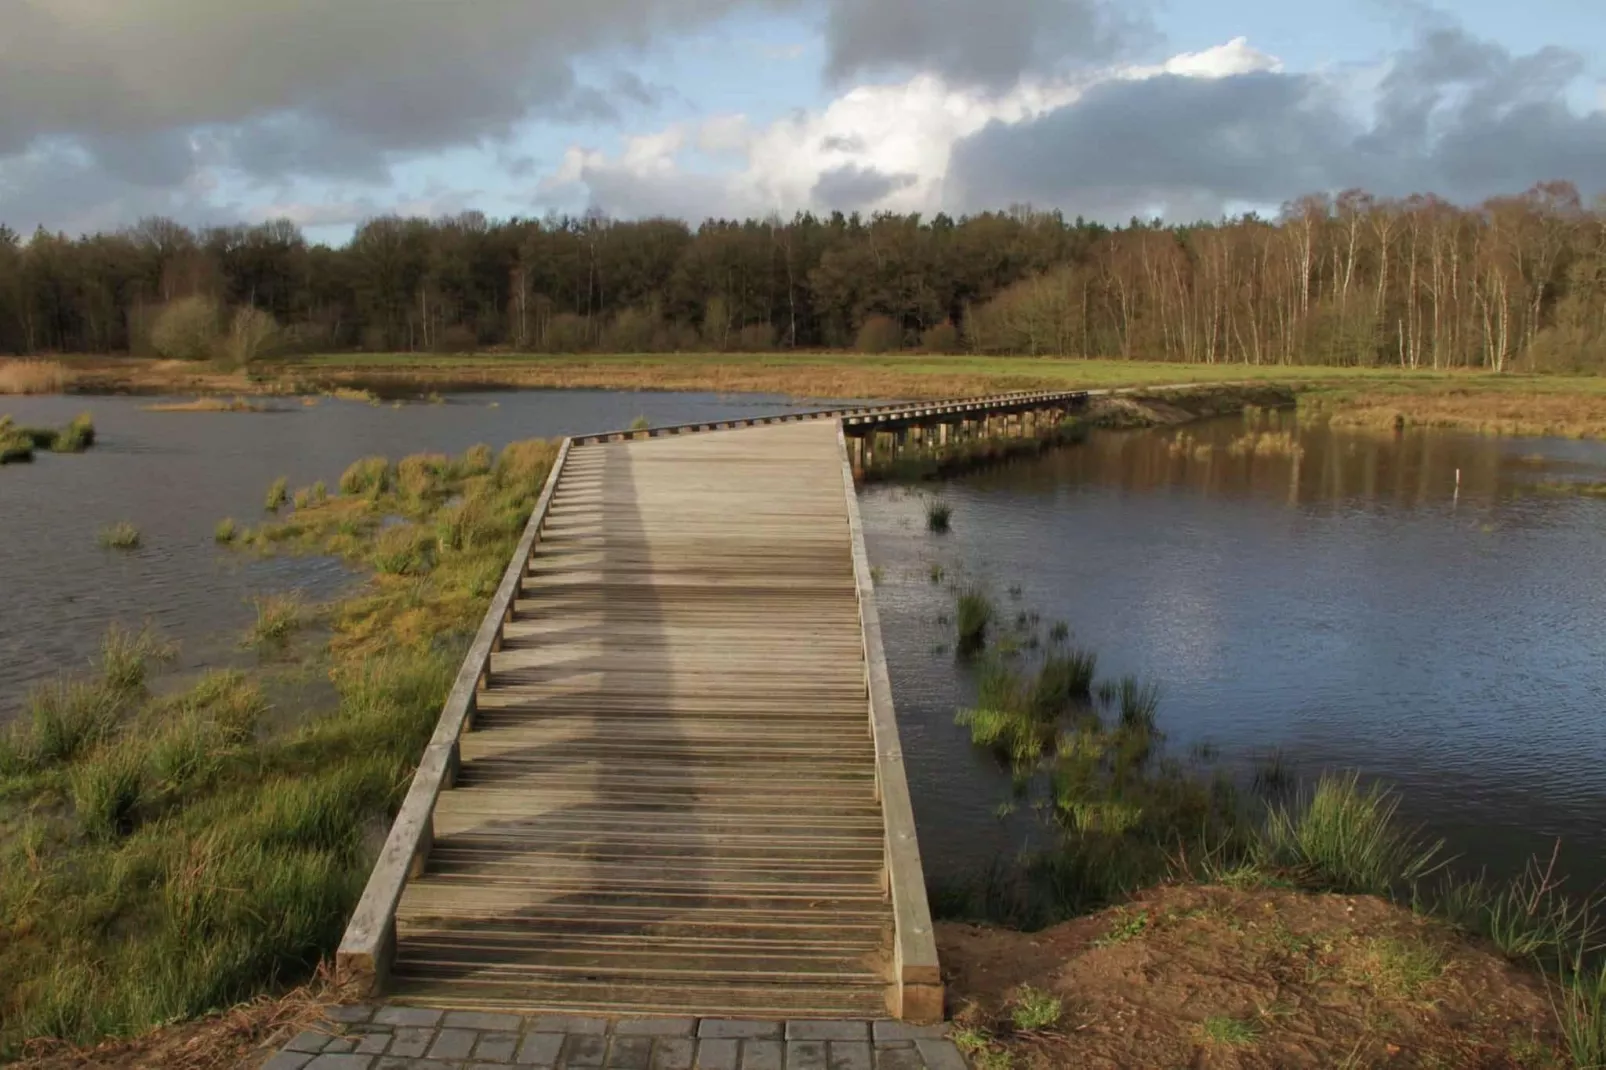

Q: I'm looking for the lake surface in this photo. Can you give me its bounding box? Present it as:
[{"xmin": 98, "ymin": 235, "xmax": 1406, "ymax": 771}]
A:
[
  {"xmin": 0, "ymin": 390, "xmax": 856, "ymax": 718},
  {"xmin": 3, "ymin": 393, "xmax": 1603, "ymax": 896},
  {"xmin": 866, "ymin": 415, "xmax": 1606, "ymax": 892}
]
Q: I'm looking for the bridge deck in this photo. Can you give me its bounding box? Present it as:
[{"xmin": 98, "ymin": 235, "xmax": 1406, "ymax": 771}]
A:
[{"xmin": 388, "ymin": 420, "xmax": 895, "ymax": 1017}]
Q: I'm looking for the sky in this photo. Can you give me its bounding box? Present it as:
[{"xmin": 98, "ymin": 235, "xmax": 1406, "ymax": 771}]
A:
[{"xmin": 1, "ymin": 0, "xmax": 1604, "ymax": 245}]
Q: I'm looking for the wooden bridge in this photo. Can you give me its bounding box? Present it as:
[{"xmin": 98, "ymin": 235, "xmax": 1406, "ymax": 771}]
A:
[{"xmin": 336, "ymin": 390, "xmax": 1092, "ymax": 1024}]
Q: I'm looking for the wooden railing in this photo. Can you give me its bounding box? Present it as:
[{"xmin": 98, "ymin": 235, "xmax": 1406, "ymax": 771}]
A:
[
  {"xmin": 835, "ymin": 424, "xmax": 944, "ymax": 1023},
  {"xmin": 335, "ymin": 438, "xmax": 572, "ymax": 993}
]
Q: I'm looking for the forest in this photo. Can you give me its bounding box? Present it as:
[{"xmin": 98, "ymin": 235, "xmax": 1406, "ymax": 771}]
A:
[{"xmin": 1, "ymin": 180, "xmax": 1603, "ymax": 372}]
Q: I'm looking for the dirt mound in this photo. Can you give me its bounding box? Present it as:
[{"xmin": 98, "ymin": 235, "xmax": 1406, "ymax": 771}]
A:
[{"xmin": 940, "ymin": 884, "xmax": 1561, "ymax": 1069}]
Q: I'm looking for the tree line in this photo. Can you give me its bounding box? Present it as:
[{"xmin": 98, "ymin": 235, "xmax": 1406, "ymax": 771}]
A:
[{"xmin": 1, "ymin": 180, "xmax": 1602, "ymax": 371}]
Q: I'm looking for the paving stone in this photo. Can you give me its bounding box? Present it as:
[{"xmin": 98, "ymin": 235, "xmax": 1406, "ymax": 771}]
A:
[
  {"xmin": 787, "ymin": 1022, "xmax": 870, "ymax": 1043},
  {"xmin": 562, "ymin": 1033, "xmax": 610, "ymax": 1067},
  {"xmin": 261, "ymin": 1053, "xmax": 314, "ymax": 1070},
  {"xmin": 914, "ymin": 1040, "xmax": 967, "ymax": 1070},
  {"xmin": 427, "ymin": 1028, "xmax": 480, "ymax": 1061},
  {"xmin": 872, "ymin": 1049, "xmax": 925, "ymax": 1070},
  {"xmin": 651, "ymin": 1038, "xmax": 695, "ymax": 1070},
  {"xmin": 388, "ymin": 1026, "xmax": 435, "ymax": 1058},
  {"xmin": 828, "ymin": 1042, "xmax": 873, "ymax": 1070},
  {"xmin": 286, "ymin": 1030, "xmax": 332, "ymax": 1054},
  {"xmin": 325, "ymin": 1005, "xmax": 378, "ymax": 1025},
  {"xmin": 616, "ymin": 1018, "xmax": 697, "ymax": 1037},
  {"xmin": 870, "ymin": 1023, "xmax": 948, "ymax": 1045},
  {"xmin": 353, "ymin": 1034, "xmax": 391, "ymax": 1056},
  {"xmin": 698, "ymin": 1020, "xmax": 782, "ymax": 1040},
  {"xmin": 692, "ymin": 1038, "xmax": 739, "ymax": 1070},
  {"xmin": 738, "ymin": 1039, "xmax": 782, "ymax": 1070},
  {"xmin": 605, "ymin": 1037, "xmax": 654, "ymax": 1069},
  {"xmin": 473, "ymin": 1031, "xmax": 521, "ymax": 1062},
  {"xmin": 446, "ymin": 1010, "xmax": 524, "ymax": 1032},
  {"xmin": 322, "ymin": 1038, "xmax": 358, "ymax": 1054},
  {"xmin": 531, "ymin": 1014, "xmax": 609, "ymax": 1035},
  {"xmin": 304, "ymin": 1056, "xmax": 375, "ymax": 1070},
  {"xmin": 516, "ymin": 1032, "xmax": 565, "ymax": 1066},
  {"xmin": 376, "ymin": 1059, "xmax": 453, "ymax": 1070},
  {"xmin": 787, "ymin": 1040, "xmax": 828, "ymax": 1070},
  {"xmin": 375, "ymin": 1007, "xmax": 445, "ymax": 1028}
]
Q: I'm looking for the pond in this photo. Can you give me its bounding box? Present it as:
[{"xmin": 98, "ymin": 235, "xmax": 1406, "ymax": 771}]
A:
[
  {"xmin": 0, "ymin": 389, "xmax": 857, "ymax": 720},
  {"xmin": 865, "ymin": 415, "xmax": 1606, "ymax": 893},
  {"xmin": 3, "ymin": 393, "xmax": 1603, "ymax": 898}
]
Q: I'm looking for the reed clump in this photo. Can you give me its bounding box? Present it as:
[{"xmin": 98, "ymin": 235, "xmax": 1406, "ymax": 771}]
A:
[
  {"xmin": 955, "ymin": 587, "xmax": 995, "ymax": 655},
  {"xmin": 926, "ymin": 498, "xmax": 953, "ymax": 533},
  {"xmin": 264, "ymin": 476, "xmax": 289, "ymax": 512},
  {"xmin": 245, "ymin": 591, "xmax": 308, "ymax": 648},
  {"xmin": 339, "ymin": 455, "xmax": 391, "ymax": 497},
  {"xmin": 99, "ymin": 520, "xmax": 141, "ymax": 550},
  {"xmin": 0, "ymin": 358, "xmax": 69, "ymax": 395}
]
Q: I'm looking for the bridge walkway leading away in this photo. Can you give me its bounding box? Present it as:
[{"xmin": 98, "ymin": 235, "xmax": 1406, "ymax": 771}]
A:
[{"xmin": 340, "ymin": 417, "xmax": 941, "ymax": 1021}]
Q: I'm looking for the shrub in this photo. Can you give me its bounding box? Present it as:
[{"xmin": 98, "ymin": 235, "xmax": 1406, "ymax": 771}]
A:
[
  {"xmin": 149, "ymin": 296, "xmax": 221, "ymax": 361},
  {"xmin": 220, "ymin": 306, "xmax": 281, "ymax": 367},
  {"xmin": 855, "ymin": 314, "xmax": 903, "ymax": 354},
  {"xmin": 921, "ymin": 320, "xmax": 962, "ymax": 354}
]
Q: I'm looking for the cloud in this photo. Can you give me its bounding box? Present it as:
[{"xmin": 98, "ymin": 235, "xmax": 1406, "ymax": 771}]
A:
[
  {"xmin": 0, "ymin": 0, "xmax": 787, "ymax": 231},
  {"xmin": 812, "ymin": 164, "xmax": 919, "ymax": 211},
  {"xmin": 822, "ymin": 0, "xmax": 1150, "ymax": 89},
  {"xmin": 544, "ymin": 27, "xmax": 1606, "ymax": 227},
  {"xmin": 947, "ymin": 25, "xmax": 1606, "ymax": 219}
]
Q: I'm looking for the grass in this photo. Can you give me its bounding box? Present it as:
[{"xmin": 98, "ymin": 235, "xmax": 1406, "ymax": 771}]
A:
[
  {"xmin": 0, "ymin": 358, "xmax": 68, "ymax": 394},
  {"xmin": 1198, "ymin": 1014, "xmax": 1262, "ymax": 1046},
  {"xmin": 99, "ymin": 520, "xmax": 141, "ymax": 550},
  {"xmin": 215, "ymin": 517, "xmax": 238, "ymax": 544},
  {"xmin": 628, "ymin": 415, "xmax": 651, "ymax": 431},
  {"xmin": 1259, "ymin": 773, "xmax": 1445, "ymax": 896},
  {"xmin": 338, "ymin": 456, "xmax": 391, "ymax": 497},
  {"xmin": 1008, "ymin": 986, "xmax": 1063, "ymax": 1032},
  {"xmin": 264, "ymin": 476, "xmax": 289, "ymax": 513},
  {"xmin": 1, "ymin": 412, "xmax": 94, "ymax": 462},
  {"xmin": 0, "ymin": 435, "xmax": 562, "ymax": 1058},
  {"xmin": 956, "ymin": 587, "xmax": 995, "ymax": 656},
  {"xmin": 246, "ymin": 592, "xmax": 307, "ymax": 648},
  {"xmin": 926, "ymin": 498, "xmax": 953, "ymax": 533}
]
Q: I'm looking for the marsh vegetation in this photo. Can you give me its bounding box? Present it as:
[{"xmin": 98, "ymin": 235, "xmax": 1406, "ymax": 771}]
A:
[{"xmin": 0, "ymin": 436, "xmax": 560, "ymax": 1058}]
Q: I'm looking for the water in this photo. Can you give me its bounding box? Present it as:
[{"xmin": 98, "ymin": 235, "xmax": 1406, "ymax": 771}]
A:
[
  {"xmin": 0, "ymin": 389, "xmax": 854, "ymax": 718},
  {"xmin": 864, "ymin": 417, "xmax": 1606, "ymax": 893},
  {"xmin": 5, "ymin": 395, "xmax": 1604, "ymax": 895}
]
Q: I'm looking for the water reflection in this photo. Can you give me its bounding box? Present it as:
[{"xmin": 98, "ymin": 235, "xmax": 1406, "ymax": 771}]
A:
[{"xmin": 863, "ymin": 416, "xmax": 1606, "ymax": 893}]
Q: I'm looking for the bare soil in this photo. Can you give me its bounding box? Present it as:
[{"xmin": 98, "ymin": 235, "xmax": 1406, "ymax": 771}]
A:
[{"xmin": 940, "ymin": 884, "xmax": 1563, "ymax": 1070}]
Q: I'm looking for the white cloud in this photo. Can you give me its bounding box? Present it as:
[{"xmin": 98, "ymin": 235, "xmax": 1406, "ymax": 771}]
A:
[{"xmin": 539, "ymin": 38, "xmax": 1286, "ymax": 219}]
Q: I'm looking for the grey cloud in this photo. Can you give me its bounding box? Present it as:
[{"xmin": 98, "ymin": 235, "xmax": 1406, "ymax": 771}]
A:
[
  {"xmin": 0, "ymin": 0, "xmax": 784, "ymax": 180},
  {"xmin": 812, "ymin": 164, "xmax": 918, "ymax": 211},
  {"xmin": 823, "ymin": 0, "xmax": 1150, "ymax": 90},
  {"xmin": 947, "ymin": 26, "xmax": 1606, "ymax": 222},
  {"xmin": 819, "ymin": 134, "xmax": 866, "ymax": 153}
]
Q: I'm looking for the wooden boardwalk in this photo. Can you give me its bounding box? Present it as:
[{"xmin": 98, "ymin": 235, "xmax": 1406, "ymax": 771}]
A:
[{"xmin": 374, "ymin": 420, "xmax": 921, "ymax": 1019}]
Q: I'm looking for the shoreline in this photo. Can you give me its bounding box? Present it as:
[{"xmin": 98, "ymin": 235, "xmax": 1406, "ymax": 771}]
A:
[{"xmin": 9, "ymin": 352, "xmax": 1606, "ymax": 439}]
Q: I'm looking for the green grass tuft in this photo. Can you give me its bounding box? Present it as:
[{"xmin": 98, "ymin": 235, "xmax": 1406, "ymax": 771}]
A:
[
  {"xmin": 246, "ymin": 591, "xmax": 307, "ymax": 648},
  {"xmin": 926, "ymin": 498, "xmax": 952, "ymax": 533},
  {"xmin": 338, "ymin": 455, "xmax": 392, "ymax": 497},
  {"xmin": 69, "ymin": 744, "xmax": 146, "ymax": 840},
  {"xmin": 956, "ymin": 586, "xmax": 994, "ymax": 655},
  {"xmin": 99, "ymin": 521, "xmax": 140, "ymax": 550},
  {"xmin": 214, "ymin": 517, "xmax": 237, "ymax": 544},
  {"xmin": 264, "ymin": 476, "xmax": 289, "ymax": 513},
  {"xmin": 1260, "ymin": 773, "xmax": 1444, "ymax": 896},
  {"xmin": 1199, "ymin": 1014, "xmax": 1261, "ymax": 1046},
  {"xmin": 1009, "ymin": 985, "xmax": 1064, "ymax": 1031}
]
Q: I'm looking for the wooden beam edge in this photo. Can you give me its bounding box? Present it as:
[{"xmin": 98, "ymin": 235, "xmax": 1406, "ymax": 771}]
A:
[
  {"xmin": 335, "ymin": 436, "xmax": 573, "ymax": 996},
  {"xmin": 835, "ymin": 422, "xmax": 944, "ymax": 1025}
]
